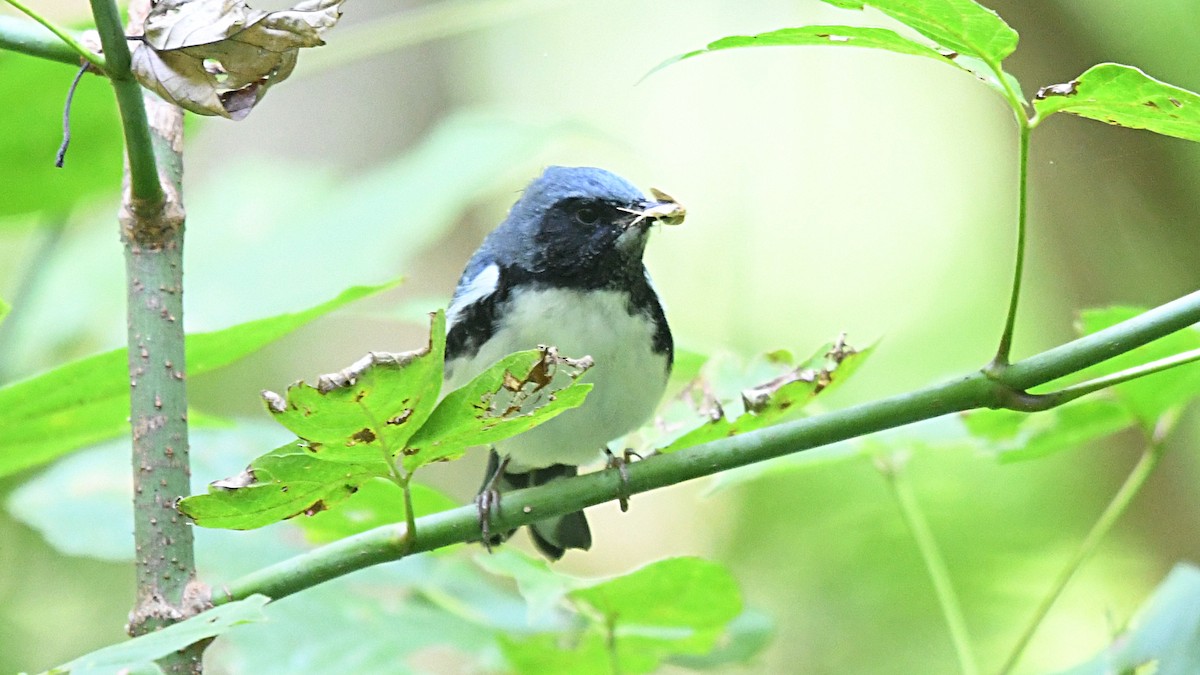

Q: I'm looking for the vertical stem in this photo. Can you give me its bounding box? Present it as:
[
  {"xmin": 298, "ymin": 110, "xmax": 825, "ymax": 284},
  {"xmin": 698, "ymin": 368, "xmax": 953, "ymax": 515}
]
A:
[
  {"xmin": 882, "ymin": 455, "xmax": 979, "ymax": 675},
  {"xmin": 88, "ymin": 0, "xmax": 164, "ymax": 211},
  {"xmin": 997, "ymin": 437, "xmax": 1168, "ymax": 675},
  {"xmin": 94, "ymin": 0, "xmax": 200, "ymax": 671},
  {"xmin": 990, "ymin": 117, "xmax": 1031, "ymax": 371}
]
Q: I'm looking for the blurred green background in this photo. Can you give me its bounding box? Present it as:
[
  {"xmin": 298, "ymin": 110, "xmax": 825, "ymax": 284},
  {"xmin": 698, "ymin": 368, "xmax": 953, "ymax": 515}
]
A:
[{"xmin": 2, "ymin": 0, "xmax": 1199, "ymax": 672}]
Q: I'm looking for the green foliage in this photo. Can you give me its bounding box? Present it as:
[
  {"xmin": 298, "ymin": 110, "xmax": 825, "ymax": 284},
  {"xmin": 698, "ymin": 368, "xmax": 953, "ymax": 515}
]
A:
[
  {"xmin": 1074, "ymin": 306, "xmax": 1200, "ymax": 428},
  {"xmin": 0, "ymin": 281, "xmax": 393, "ymax": 478},
  {"xmin": 46, "ymin": 595, "xmax": 269, "ymax": 675},
  {"xmin": 488, "ymin": 554, "xmax": 749, "ymax": 674},
  {"xmin": 0, "ymin": 296, "xmax": 8, "ymax": 326},
  {"xmin": 822, "ymin": 0, "xmax": 1017, "ymax": 65},
  {"xmin": 1033, "ymin": 64, "xmax": 1200, "ymax": 141},
  {"xmin": 646, "ymin": 339, "xmax": 873, "ymax": 454},
  {"xmin": 178, "ymin": 440, "xmax": 386, "ymax": 529},
  {"xmin": 962, "ymin": 399, "xmax": 1134, "ymax": 463},
  {"xmin": 296, "ymin": 478, "xmax": 457, "ymax": 543},
  {"xmin": 181, "ymin": 313, "xmax": 592, "ymax": 530},
  {"xmin": 267, "ymin": 311, "xmax": 447, "ymax": 459},
  {"xmin": 1058, "ymin": 564, "xmax": 1200, "ymax": 675},
  {"xmin": 402, "ymin": 347, "xmax": 593, "ymax": 471}
]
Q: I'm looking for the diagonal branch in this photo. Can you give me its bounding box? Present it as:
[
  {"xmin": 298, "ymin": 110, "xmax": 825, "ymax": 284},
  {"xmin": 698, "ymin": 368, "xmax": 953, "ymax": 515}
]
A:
[{"xmin": 209, "ymin": 286, "xmax": 1200, "ymax": 606}]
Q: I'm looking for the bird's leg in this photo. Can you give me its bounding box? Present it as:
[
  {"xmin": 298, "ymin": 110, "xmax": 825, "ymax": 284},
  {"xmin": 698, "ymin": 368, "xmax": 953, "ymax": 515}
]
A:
[
  {"xmin": 476, "ymin": 453, "xmax": 510, "ymax": 552},
  {"xmin": 604, "ymin": 448, "xmax": 643, "ymax": 512}
]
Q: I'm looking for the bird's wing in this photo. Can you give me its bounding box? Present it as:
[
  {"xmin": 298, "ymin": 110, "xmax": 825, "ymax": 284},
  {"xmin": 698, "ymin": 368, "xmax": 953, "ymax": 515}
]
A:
[{"xmin": 446, "ymin": 258, "xmax": 504, "ymax": 362}]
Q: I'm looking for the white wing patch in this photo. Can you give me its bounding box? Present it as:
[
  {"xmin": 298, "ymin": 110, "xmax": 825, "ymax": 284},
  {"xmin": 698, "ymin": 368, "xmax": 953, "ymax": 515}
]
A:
[{"xmin": 446, "ymin": 263, "xmax": 500, "ymax": 327}]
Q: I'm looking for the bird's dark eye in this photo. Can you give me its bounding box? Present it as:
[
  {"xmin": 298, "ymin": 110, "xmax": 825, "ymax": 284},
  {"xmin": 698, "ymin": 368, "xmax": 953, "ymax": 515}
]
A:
[{"xmin": 574, "ymin": 207, "xmax": 600, "ymax": 225}]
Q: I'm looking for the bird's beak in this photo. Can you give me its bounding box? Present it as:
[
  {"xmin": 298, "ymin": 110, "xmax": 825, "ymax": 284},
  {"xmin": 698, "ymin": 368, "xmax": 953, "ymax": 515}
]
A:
[{"xmin": 617, "ymin": 188, "xmax": 687, "ymax": 229}]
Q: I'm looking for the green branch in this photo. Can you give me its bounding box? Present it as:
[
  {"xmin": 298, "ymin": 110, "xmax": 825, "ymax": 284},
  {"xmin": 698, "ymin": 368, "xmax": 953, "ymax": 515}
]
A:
[
  {"xmin": 0, "ymin": 4, "xmax": 105, "ymax": 70},
  {"xmin": 210, "ymin": 287, "xmax": 1200, "ymax": 606},
  {"xmin": 88, "ymin": 0, "xmax": 163, "ymax": 212}
]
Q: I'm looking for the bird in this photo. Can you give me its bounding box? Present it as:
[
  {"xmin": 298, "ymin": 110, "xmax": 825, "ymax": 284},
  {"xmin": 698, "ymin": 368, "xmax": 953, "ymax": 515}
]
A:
[{"xmin": 443, "ymin": 165, "xmax": 682, "ymax": 560}]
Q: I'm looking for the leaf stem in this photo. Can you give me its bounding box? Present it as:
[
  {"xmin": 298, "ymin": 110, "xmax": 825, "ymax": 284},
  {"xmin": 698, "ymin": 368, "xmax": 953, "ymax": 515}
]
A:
[
  {"xmin": 1, "ymin": 1, "xmax": 105, "ymax": 70},
  {"xmin": 997, "ymin": 434, "xmax": 1169, "ymax": 674},
  {"xmin": 990, "ymin": 107, "xmax": 1032, "ymax": 371},
  {"xmin": 880, "ymin": 454, "xmax": 978, "ymax": 675}
]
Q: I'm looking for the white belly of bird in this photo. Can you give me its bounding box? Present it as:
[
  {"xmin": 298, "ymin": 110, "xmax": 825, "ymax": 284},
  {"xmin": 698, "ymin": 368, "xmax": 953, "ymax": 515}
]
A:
[{"xmin": 445, "ymin": 286, "xmax": 669, "ymax": 471}]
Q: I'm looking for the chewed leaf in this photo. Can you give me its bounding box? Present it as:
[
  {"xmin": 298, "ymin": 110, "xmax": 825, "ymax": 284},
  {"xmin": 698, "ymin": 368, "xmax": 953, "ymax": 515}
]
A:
[
  {"xmin": 295, "ymin": 477, "xmax": 457, "ymax": 543},
  {"xmin": 131, "ymin": 0, "xmax": 346, "ymax": 119},
  {"xmin": 402, "ymin": 346, "xmax": 593, "ymax": 471},
  {"xmin": 657, "ymin": 337, "xmax": 874, "ymax": 454},
  {"xmin": 263, "ymin": 311, "xmax": 446, "ymax": 459},
  {"xmin": 1033, "ymin": 64, "xmax": 1200, "ymax": 142},
  {"xmin": 178, "ymin": 440, "xmax": 387, "ymax": 529}
]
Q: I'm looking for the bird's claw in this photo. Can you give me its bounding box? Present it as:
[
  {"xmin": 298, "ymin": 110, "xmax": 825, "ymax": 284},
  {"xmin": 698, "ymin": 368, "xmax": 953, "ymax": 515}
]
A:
[
  {"xmin": 475, "ymin": 488, "xmax": 501, "ymax": 552},
  {"xmin": 605, "ymin": 448, "xmax": 642, "ymax": 512}
]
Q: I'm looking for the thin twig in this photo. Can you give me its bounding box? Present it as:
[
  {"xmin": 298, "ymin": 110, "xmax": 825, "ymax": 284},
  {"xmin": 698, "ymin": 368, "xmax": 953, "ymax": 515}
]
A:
[
  {"xmin": 56, "ymin": 63, "xmax": 89, "ymax": 167},
  {"xmin": 997, "ymin": 432, "xmax": 1170, "ymax": 674},
  {"xmin": 880, "ymin": 453, "xmax": 979, "ymax": 675}
]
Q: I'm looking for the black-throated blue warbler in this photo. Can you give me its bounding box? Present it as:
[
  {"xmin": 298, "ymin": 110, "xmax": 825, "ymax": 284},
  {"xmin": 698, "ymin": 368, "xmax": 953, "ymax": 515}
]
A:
[{"xmin": 444, "ymin": 166, "xmax": 684, "ymax": 560}]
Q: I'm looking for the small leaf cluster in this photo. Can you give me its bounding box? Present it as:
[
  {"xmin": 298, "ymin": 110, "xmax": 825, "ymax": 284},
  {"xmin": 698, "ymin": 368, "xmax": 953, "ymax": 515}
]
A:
[{"xmin": 179, "ymin": 310, "xmax": 594, "ymax": 531}]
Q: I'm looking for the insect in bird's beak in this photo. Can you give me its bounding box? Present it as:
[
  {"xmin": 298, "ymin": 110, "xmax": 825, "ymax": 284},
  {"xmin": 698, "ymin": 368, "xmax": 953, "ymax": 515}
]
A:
[{"xmin": 618, "ymin": 187, "xmax": 686, "ymax": 229}]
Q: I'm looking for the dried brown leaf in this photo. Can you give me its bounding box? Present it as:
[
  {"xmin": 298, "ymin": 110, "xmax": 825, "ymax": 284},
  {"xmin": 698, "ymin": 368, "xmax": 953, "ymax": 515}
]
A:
[{"xmin": 130, "ymin": 0, "xmax": 345, "ymax": 120}]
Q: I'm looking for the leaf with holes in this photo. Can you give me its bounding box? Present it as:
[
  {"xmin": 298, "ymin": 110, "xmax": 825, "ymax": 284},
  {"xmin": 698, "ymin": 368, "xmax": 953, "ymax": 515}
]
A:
[
  {"xmin": 1033, "ymin": 64, "xmax": 1200, "ymax": 142},
  {"xmin": 262, "ymin": 311, "xmax": 446, "ymax": 462},
  {"xmin": 130, "ymin": 0, "xmax": 345, "ymax": 119},
  {"xmin": 401, "ymin": 346, "xmax": 593, "ymax": 471},
  {"xmin": 178, "ymin": 440, "xmax": 387, "ymax": 529},
  {"xmin": 295, "ymin": 477, "xmax": 458, "ymax": 543},
  {"xmin": 658, "ymin": 340, "xmax": 874, "ymax": 454}
]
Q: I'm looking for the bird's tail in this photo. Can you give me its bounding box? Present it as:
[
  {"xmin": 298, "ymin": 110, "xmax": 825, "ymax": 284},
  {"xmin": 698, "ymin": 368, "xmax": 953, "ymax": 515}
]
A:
[{"xmin": 481, "ymin": 450, "xmax": 592, "ymax": 560}]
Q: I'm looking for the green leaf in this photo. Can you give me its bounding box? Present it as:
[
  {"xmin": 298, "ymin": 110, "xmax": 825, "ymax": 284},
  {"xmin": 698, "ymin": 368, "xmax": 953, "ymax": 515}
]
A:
[
  {"xmin": 402, "ymin": 347, "xmax": 593, "ymax": 471},
  {"xmin": 962, "ymin": 398, "xmax": 1136, "ymax": 462},
  {"xmin": 263, "ymin": 311, "xmax": 445, "ymax": 458},
  {"xmin": 498, "ymin": 632, "xmax": 614, "ymax": 675},
  {"xmin": 822, "ymin": 0, "xmax": 1018, "ymax": 65},
  {"xmin": 648, "ymin": 25, "xmax": 1020, "ymax": 101},
  {"xmin": 0, "ymin": 281, "xmax": 395, "ymax": 478},
  {"xmin": 659, "ymin": 341, "xmax": 874, "ymax": 454},
  {"xmin": 178, "ymin": 440, "xmax": 386, "ymax": 529},
  {"xmin": 46, "ymin": 595, "xmax": 269, "ymax": 674},
  {"xmin": 1073, "ymin": 306, "xmax": 1200, "ymax": 428},
  {"xmin": 652, "ymin": 25, "xmax": 957, "ymax": 73},
  {"xmin": 499, "ymin": 557, "xmax": 746, "ymax": 675},
  {"xmin": 1056, "ymin": 563, "xmax": 1200, "ymax": 675},
  {"xmin": 667, "ymin": 609, "xmax": 774, "ymax": 670},
  {"xmin": 1033, "ymin": 64, "xmax": 1200, "ymax": 142},
  {"xmin": 296, "ymin": 477, "xmax": 457, "ymax": 543},
  {"xmin": 569, "ymin": 557, "xmax": 742, "ymax": 633},
  {"xmin": 474, "ymin": 548, "xmax": 573, "ymax": 621},
  {"xmin": 0, "ymin": 296, "xmax": 9, "ymax": 326},
  {"xmin": 0, "ymin": 55, "xmax": 122, "ymax": 221}
]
